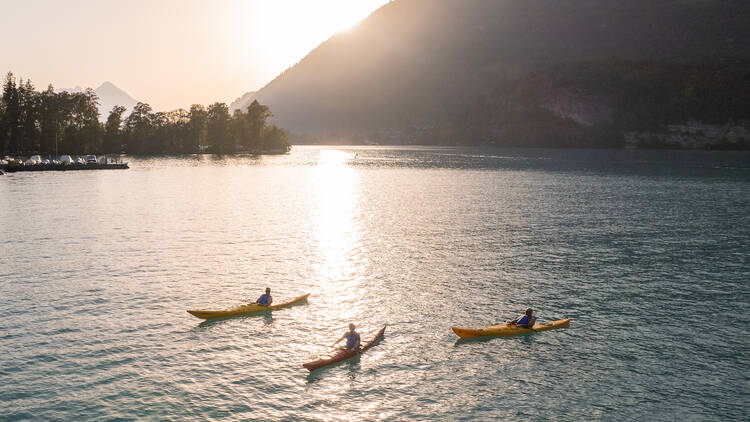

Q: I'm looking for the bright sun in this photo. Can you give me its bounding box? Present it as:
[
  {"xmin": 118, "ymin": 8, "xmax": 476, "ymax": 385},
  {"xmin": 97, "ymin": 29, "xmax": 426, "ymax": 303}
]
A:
[{"xmin": 237, "ymin": 0, "xmax": 389, "ymax": 78}]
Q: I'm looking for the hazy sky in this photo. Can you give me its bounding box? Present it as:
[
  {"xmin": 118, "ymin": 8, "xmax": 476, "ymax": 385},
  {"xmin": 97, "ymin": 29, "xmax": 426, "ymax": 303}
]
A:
[{"xmin": 0, "ymin": 0, "xmax": 389, "ymax": 111}]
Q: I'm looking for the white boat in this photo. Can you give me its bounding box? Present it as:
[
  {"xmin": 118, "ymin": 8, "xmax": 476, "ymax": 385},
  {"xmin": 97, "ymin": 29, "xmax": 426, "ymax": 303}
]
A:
[{"xmin": 25, "ymin": 155, "xmax": 42, "ymax": 165}]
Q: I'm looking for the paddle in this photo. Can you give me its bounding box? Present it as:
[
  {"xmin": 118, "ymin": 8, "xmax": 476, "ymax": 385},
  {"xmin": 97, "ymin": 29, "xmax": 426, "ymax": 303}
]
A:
[{"xmin": 310, "ymin": 342, "xmax": 351, "ymax": 350}]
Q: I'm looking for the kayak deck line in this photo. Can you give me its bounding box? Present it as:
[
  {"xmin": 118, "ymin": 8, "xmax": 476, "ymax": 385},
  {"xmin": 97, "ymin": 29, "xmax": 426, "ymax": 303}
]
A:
[
  {"xmin": 303, "ymin": 326, "xmax": 387, "ymax": 372},
  {"xmin": 186, "ymin": 293, "xmax": 310, "ymax": 320},
  {"xmin": 451, "ymin": 318, "xmax": 571, "ymax": 338}
]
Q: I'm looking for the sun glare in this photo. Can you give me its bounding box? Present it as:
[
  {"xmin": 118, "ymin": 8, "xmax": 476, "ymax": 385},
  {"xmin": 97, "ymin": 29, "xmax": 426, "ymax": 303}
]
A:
[
  {"xmin": 237, "ymin": 1, "xmax": 388, "ymax": 78},
  {"xmin": 313, "ymin": 150, "xmax": 362, "ymax": 320}
]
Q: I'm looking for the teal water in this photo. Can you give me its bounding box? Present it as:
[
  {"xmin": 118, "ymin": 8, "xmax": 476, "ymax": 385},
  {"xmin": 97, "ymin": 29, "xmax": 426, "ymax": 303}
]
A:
[{"xmin": 1, "ymin": 146, "xmax": 748, "ymax": 420}]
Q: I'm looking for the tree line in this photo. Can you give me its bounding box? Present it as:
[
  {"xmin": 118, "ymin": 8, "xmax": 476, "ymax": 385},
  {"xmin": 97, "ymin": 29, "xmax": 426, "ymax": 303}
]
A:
[{"xmin": 0, "ymin": 72, "xmax": 290, "ymax": 156}]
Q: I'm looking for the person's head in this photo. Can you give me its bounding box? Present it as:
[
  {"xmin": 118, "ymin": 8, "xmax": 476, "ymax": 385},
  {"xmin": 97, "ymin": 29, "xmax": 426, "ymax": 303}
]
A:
[
  {"xmin": 525, "ymin": 308, "xmax": 533, "ymax": 316},
  {"xmin": 348, "ymin": 323, "xmax": 356, "ymax": 332},
  {"xmin": 265, "ymin": 287, "xmax": 271, "ymax": 294}
]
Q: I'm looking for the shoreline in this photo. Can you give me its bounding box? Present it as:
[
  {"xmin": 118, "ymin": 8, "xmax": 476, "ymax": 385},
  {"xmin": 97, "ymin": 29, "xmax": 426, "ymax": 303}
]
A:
[{"xmin": 1, "ymin": 162, "xmax": 129, "ymax": 172}]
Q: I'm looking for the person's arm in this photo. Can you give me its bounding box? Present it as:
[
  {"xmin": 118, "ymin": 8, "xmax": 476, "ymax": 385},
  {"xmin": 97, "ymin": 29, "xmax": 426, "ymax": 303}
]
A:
[
  {"xmin": 528, "ymin": 316, "xmax": 537, "ymax": 327},
  {"xmin": 332, "ymin": 333, "xmax": 346, "ymax": 347},
  {"xmin": 267, "ymin": 295, "xmax": 273, "ymax": 306},
  {"xmin": 354, "ymin": 335, "xmax": 361, "ymax": 350}
]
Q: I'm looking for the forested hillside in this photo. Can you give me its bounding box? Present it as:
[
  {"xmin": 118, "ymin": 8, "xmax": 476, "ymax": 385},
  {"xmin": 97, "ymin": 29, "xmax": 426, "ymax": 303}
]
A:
[{"xmin": 242, "ymin": 0, "xmax": 750, "ymax": 148}]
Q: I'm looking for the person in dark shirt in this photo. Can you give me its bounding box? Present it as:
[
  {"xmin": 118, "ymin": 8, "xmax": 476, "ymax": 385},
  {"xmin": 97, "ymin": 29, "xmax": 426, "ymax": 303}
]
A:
[
  {"xmin": 509, "ymin": 308, "xmax": 536, "ymax": 328},
  {"xmin": 333, "ymin": 323, "xmax": 361, "ymax": 350},
  {"xmin": 256, "ymin": 287, "xmax": 273, "ymax": 306}
]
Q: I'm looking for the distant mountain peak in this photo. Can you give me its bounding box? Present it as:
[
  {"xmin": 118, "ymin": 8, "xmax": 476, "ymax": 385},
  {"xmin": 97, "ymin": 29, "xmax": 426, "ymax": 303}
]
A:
[
  {"xmin": 94, "ymin": 82, "xmax": 138, "ymax": 121},
  {"xmin": 94, "ymin": 81, "xmax": 133, "ymax": 96},
  {"xmin": 229, "ymin": 90, "xmax": 257, "ymax": 112},
  {"xmin": 57, "ymin": 81, "xmax": 139, "ymax": 121},
  {"xmin": 59, "ymin": 85, "xmax": 84, "ymax": 93}
]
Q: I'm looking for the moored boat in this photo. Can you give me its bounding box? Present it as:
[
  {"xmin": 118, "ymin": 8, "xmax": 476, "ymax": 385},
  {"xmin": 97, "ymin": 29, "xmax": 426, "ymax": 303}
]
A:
[{"xmin": 187, "ymin": 293, "xmax": 310, "ymax": 320}]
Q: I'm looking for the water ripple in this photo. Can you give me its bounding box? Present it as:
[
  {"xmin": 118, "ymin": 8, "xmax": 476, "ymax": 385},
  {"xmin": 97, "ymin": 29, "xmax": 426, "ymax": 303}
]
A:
[{"xmin": 0, "ymin": 147, "xmax": 748, "ymax": 420}]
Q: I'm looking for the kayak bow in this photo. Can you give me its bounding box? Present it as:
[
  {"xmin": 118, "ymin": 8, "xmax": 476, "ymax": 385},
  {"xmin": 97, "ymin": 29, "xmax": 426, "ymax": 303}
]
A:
[
  {"xmin": 303, "ymin": 326, "xmax": 386, "ymax": 372},
  {"xmin": 187, "ymin": 293, "xmax": 310, "ymax": 320},
  {"xmin": 451, "ymin": 318, "xmax": 571, "ymax": 338}
]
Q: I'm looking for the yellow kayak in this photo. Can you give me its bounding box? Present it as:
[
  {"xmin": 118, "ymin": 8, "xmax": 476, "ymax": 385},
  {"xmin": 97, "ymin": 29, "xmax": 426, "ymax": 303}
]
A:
[
  {"xmin": 187, "ymin": 293, "xmax": 310, "ymax": 320},
  {"xmin": 452, "ymin": 318, "xmax": 571, "ymax": 338}
]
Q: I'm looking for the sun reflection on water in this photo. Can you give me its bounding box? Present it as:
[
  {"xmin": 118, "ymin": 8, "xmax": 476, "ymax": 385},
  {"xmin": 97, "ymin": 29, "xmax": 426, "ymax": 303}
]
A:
[{"xmin": 313, "ymin": 150, "xmax": 363, "ymax": 322}]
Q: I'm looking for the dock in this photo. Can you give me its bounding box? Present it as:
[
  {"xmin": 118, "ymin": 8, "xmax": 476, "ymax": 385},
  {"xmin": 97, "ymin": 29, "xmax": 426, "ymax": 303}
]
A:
[{"xmin": 0, "ymin": 163, "xmax": 129, "ymax": 172}]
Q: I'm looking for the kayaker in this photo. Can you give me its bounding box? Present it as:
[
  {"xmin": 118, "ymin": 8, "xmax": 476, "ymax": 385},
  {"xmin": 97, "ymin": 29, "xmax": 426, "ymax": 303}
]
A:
[
  {"xmin": 256, "ymin": 287, "xmax": 273, "ymax": 306},
  {"xmin": 509, "ymin": 308, "xmax": 536, "ymax": 328},
  {"xmin": 333, "ymin": 323, "xmax": 361, "ymax": 351}
]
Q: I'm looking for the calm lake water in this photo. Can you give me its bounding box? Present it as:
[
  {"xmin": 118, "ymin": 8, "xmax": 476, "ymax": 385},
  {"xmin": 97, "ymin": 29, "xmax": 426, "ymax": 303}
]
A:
[{"xmin": 1, "ymin": 146, "xmax": 748, "ymax": 421}]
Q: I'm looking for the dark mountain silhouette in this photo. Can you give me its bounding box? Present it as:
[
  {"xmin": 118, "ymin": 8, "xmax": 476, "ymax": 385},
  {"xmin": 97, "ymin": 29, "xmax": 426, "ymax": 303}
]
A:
[{"xmin": 236, "ymin": 0, "xmax": 750, "ymax": 147}]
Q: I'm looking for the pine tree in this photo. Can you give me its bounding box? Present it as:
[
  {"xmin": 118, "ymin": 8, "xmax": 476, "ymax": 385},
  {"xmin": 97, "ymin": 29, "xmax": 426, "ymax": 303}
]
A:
[
  {"xmin": 104, "ymin": 105, "xmax": 127, "ymax": 153},
  {"xmin": 188, "ymin": 104, "xmax": 207, "ymax": 152},
  {"xmin": 18, "ymin": 78, "xmax": 40, "ymax": 153},
  {"xmin": 206, "ymin": 102, "xmax": 232, "ymax": 153},
  {"xmin": 1, "ymin": 72, "xmax": 20, "ymax": 154}
]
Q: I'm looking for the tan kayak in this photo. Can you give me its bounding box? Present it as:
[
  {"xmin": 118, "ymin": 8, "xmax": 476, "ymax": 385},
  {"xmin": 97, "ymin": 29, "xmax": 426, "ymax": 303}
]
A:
[
  {"xmin": 303, "ymin": 326, "xmax": 387, "ymax": 372},
  {"xmin": 187, "ymin": 293, "xmax": 310, "ymax": 320},
  {"xmin": 452, "ymin": 318, "xmax": 571, "ymax": 338}
]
